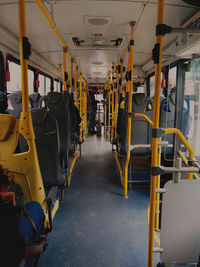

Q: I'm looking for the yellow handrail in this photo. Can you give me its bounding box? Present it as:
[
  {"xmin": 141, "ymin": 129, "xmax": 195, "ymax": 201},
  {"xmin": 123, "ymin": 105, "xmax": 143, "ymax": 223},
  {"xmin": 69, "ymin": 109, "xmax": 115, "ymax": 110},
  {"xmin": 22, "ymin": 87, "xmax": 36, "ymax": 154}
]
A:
[
  {"xmin": 134, "ymin": 113, "xmax": 153, "ymax": 127},
  {"xmin": 179, "ymin": 151, "xmax": 199, "ymax": 180},
  {"xmin": 68, "ymin": 152, "xmax": 78, "ymax": 186},
  {"xmin": 70, "ymin": 58, "xmax": 74, "ymax": 93},
  {"xmin": 108, "ymin": 72, "xmax": 111, "ymax": 141},
  {"xmin": 124, "ymin": 22, "xmax": 136, "ymax": 198},
  {"xmin": 165, "ymin": 128, "xmax": 194, "ymax": 159},
  {"xmin": 80, "ymin": 72, "xmax": 83, "ymax": 149},
  {"xmin": 148, "ymin": 1, "xmax": 164, "ymax": 266},
  {"xmin": 34, "ymin": 0, "xmax": 75, "ymax": 61},
  {"xmin": 104, "ymin": 83, "xmax": 107, "ymax": 138},
  {"xmin": 63, "ymin": 48, "xmax": 67, "ymax": 92},
  {"xmin": 115, "ymin": 66, "xmax": 119, "ymax": 140},
  {"xmin": 115, "ymin": 152, "xmax": 124, "ymax": 187},
  {"xmin": 75, "ymin": 66, "xmax": 79, "ymax": 108},
  {"xmin": 111, "ymin": 64, "xmax": 115, "ymax": 144},
  {"xmin": 147, "ymin": 204, "xmax": 160, "ymax": 247}
]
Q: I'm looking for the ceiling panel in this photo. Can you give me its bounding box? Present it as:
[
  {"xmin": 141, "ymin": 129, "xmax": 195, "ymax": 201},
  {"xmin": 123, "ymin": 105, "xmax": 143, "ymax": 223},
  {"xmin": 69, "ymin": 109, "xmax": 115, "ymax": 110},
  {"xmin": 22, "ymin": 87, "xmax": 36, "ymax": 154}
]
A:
[{"xmin": 0, "ymin": 0, "xmax": 198, "ymax": 83}]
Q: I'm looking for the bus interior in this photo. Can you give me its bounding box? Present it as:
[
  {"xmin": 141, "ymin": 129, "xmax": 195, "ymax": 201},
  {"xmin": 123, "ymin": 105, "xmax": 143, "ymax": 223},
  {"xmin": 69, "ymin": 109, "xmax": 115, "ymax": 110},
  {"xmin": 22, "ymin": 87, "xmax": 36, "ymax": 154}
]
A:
[{"xmin": 0, "ymin": 0, "xmax": 200, "ymax": 266}]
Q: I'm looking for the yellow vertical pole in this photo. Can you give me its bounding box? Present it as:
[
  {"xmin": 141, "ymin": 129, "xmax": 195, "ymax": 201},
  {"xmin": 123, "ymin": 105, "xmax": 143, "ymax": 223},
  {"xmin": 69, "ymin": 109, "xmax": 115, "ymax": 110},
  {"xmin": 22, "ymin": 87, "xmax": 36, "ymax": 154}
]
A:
[
  {"xmin": 115, "ymin": 65, "xmax": 119, "ymax": 138},
  {"xmin": 111, "ymin": 65, "xmax": 115, "ymax": 144},
  {"xmin": 85, "ymin": 82, "xmax": 88, "ymax": 136},
  {"xmin": 18, "ymin": 0, "xmax": 29, "ymax": 114},
  {"xmin": 104, "ymin": 83, "xmax": 107, "ymax": 138},
  {"xmin": 80, "ymin": 72, "xmax": 83, "ymax": 149},
  {"xmin": 70, "ymin": 58, "xmax": 74, "ymax": 93},
  {"xmin": 18, "ymin": 0, "xmax": 46, "ymax": 209},
  {"xmin": 108, "ymin": 72, "xmax": 111, "ymax": 141},
  {"xmin": 83, "ymin": 79, "xmax": 87, "ymax": 140},
  {"xmin": 119, "ymin": 58, "xmax": 123, "ymax": 97},
  {"xmin": 63, "ymin": 47, "xmax": 67, "ymax": 92},
  {"xmin": 75, "ymin": 66, "xmax": 79, "ymax": 108},
  {"xmin": 148, "ymin": 1, "xmax": 164, "ymax": 266},
  {"xmin": 124, "ymin": 22, "xmax": 135, "ymax": 198},
  {"xmin": 155, "ymin": 143, "xmax": 161, "ymax": 231}
]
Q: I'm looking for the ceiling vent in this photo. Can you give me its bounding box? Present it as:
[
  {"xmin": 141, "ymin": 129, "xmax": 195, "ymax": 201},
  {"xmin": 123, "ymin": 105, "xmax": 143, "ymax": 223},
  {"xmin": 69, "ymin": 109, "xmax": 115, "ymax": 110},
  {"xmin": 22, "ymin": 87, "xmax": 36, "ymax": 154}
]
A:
[
  {"xmin": 84, "ymin": 16, "xmax": 112, "ymax": 26},
  {"xmin": 72, "ymin": 36, "xmax": 123, "ymax": 48}
]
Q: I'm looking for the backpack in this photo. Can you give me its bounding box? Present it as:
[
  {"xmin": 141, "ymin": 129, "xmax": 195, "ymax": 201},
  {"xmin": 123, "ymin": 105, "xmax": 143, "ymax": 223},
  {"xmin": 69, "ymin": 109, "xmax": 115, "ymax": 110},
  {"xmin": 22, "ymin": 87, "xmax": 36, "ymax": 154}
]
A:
[{"xmin": 0, "ymin": 195, "xmax": 25, "ymax": 267}]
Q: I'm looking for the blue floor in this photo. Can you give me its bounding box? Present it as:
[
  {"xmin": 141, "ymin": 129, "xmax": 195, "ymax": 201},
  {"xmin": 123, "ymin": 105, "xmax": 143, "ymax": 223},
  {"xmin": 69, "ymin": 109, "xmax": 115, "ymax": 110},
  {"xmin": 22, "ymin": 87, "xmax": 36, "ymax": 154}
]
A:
[{"xmin": 39, "ymin": 136, "xmax": 160, "ymax": 267}]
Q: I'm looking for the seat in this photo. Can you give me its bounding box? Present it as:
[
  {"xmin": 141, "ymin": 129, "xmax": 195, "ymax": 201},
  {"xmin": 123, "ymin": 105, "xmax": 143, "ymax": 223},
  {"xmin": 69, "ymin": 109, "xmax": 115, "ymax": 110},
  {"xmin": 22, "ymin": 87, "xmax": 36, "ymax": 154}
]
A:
[
  {"xmin": 118, "ymin": 93, "xmax": 153, "ymax": 172},
  {"xmin": 7, "ymin": 91, "xmax": 31, "ymax": 152},
  {"xmin": 30, "ymin": 108, "xmax": 66, "ymax": 191},
  {"xmin": 0, "ymin": 91, "xmax": 8, "ymax": 114},
  {"xmin": 7, "ymin": 91, "xmax": 23, "ymax": 119},
  {"xmin": 40, "ymin": 92, "xmax": 69, "ymax": 169},
  {"xmin": 0, "ymin": 114, "xmax": 46, "ymax": 209},
  {"xmin": 29, "ymin": 92, "xmax": 42, "ymax": 108},
  {"xmin": 64, "ymin": 92, "xmax": 81, "ymax": 152}
]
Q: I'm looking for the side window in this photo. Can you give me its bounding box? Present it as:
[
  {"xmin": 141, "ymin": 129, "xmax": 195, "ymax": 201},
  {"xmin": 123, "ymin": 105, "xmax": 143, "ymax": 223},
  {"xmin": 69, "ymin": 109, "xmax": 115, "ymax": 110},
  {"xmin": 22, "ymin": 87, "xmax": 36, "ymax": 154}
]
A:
[
  {"xmin": 150, "ymin": 76, "xmax": 155, "ymax": 97},
  {"xmin": 46, "ymin": 77, "xmax": 51, "ymax": 94},
  {"xmin": 180, "ymin": 58, "xmax": 200, "ymax": 158},
  {"xmin": 39, "ymin": 74, "xmax": 45, "ymax": 95},
  {"xmin": 7, "ymin": 62, "xmax": 34, "ymax": 94},
  {"xmin": 7, "ymin": 62, "xmax": 21, "ymax": 93},
  {"xmin": 149, "ymin": 73, "xmax": 164, "ymax": 97},
  {"xmin": 168, "ymin": 66, "xmax": 177, "ymax": 94},
  {"xmin": 54, "ymin": 80, "xmax": 58, "ymax": 92},
  {"xmin": 28, "ymin": 69, "xmax": 34, "ymax": 94}
]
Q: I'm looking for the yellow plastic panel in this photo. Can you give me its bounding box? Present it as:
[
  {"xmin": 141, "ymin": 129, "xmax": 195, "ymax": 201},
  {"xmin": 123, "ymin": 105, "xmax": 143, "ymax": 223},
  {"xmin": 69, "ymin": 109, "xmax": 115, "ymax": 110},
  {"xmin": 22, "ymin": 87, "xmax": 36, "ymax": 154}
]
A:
[{"xmin": 0, "ymin": 114, "xmax": 46, "ymax": 210}]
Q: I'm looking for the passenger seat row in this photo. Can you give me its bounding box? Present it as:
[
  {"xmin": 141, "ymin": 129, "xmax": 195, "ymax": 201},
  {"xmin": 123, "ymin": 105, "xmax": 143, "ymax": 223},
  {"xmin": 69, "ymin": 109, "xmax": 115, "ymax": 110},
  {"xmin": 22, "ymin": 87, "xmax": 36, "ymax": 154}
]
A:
[
  {"xmin": 6, "ymin": 90, "xmax": 81, "ymax": 197},
  {"xmin": 115, "ymin": 90, "xmax": 177, "ymax": 170}
]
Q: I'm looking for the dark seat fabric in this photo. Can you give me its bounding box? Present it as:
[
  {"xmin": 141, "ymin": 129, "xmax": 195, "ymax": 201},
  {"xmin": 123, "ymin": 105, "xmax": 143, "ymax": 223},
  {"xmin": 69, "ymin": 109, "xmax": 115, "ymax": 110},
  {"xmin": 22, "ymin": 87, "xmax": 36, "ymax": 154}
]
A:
[
  {"xmin": 29, "ymin": 92, "xmax": 41, "ymax": 108},
  {"xmin": 0, "ymin": 91, "xmax": 8, "ymax": 114},
  {"xmin": 119, "ymin": 93, "xmax": 153, "ymax": 157},
  {"xmin": 64, "ymin": 92, "xmax": 81, "ymax": 152},
  {"xmin": 41, "ymin": 92, "xmax": 69, "ymax": 168},
  {"xmin": 31, "ymin": 108, "xmax": 65, "ymax": 188}
]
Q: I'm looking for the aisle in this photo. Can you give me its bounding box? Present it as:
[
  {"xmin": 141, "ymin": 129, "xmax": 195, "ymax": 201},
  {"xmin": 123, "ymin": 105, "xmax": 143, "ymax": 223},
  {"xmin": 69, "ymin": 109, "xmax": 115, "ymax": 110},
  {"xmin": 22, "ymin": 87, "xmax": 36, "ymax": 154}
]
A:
[{"xmin": 39, "ymin": 136, "xmax": 153, "ymax": 267}]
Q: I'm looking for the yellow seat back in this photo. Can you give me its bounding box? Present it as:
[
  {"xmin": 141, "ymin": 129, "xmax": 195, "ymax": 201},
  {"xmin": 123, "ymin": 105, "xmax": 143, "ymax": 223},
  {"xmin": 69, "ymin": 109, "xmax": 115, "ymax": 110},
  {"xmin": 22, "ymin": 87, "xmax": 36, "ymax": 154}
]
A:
[{"xmin": 0, "ymin": 114, "xmax": 46, "ymax": 210}]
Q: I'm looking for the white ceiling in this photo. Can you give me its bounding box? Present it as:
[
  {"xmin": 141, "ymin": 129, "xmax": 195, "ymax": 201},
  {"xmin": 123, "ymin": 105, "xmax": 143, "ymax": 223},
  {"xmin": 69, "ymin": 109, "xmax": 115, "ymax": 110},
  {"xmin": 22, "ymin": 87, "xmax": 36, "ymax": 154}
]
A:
[{"xmin": 0, "ymin": 0, "xmax": 199, "ymax": 83}]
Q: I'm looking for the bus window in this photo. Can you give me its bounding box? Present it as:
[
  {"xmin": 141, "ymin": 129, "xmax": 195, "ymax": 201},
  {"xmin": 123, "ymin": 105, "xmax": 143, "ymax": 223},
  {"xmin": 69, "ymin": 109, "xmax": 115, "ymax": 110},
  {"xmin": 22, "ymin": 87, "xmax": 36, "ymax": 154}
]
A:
[
  {"xmin": 7, "ymin": 62, "xmax": 34, "ymax": 94},
  {"xmin": 28, "ymin": 69, "xmax": 34, "ymax": 94},
  {"xmin": 46, "ymin": 77, "xmax": 51, "ymax": 94},
  {"xmin": 39, "ymin": 74, "xmax": 45, "ymax": 95},
  {"xmin": 150, "ymin": 73, "xmax": 164, "ymax": 97},
  {"xmin": 54, "ymin": 80, "xmax": 58, "ymax": 92},
  {"xmin": 7, "ymin": 62, "xmax": 21, "ymax": 93},
  {"xmin": 178, "ymin": 58, "xmax": 200, "ymax": 159},
  {"xmin": 168, "ymin": 66, "xmax": 177, "ymax": 94},
  {"xmin": 150, "ymin": 75, "xmax": 155, "ymax": 97}
]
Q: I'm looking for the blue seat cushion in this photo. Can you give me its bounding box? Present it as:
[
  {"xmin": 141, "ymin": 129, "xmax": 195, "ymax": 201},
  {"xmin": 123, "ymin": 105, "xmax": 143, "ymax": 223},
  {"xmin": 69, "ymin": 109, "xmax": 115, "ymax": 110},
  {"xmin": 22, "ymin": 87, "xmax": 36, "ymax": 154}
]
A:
[{"xmin": 18, "ymin": 201, "xmax": 45, "ymax": 242}]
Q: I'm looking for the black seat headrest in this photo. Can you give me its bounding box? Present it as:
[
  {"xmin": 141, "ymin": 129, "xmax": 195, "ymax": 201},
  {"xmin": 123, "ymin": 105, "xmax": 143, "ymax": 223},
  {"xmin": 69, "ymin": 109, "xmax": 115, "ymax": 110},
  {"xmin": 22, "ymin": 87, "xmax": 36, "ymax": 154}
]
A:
[
  {"xmin": 30, "ymin": 92, "xmax": 41, "ymax": 103},
  {"xmin": 47, "ymin": 92, "xmax": 62, "ymax": 104},
  {"xmin": 133, "ymin": 93, "xmax": 147, "ymax": 105}
]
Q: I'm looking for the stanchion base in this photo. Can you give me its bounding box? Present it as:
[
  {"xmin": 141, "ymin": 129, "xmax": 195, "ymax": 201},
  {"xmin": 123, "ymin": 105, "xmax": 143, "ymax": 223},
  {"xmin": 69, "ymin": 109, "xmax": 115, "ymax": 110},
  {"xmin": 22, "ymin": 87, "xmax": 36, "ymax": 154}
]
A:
[{"xmin": 123, "ymin": 195, "xmax": 128, "ymax": 199}]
